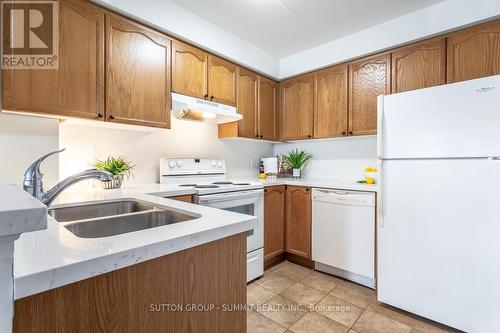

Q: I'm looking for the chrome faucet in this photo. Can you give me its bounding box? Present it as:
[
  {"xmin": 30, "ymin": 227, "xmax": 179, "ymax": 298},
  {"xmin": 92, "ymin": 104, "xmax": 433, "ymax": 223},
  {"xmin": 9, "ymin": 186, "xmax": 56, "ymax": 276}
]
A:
[{"xmin": 23, "ymin": 149, "xmax": 113, "ymax": 206}]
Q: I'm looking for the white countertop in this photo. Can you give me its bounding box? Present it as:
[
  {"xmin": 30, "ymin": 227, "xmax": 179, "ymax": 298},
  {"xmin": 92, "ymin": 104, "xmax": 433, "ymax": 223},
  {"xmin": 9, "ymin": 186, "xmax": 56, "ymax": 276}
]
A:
[
  {"xmin": 252, "ymin": 177, "xmax": 378, "ymax": 192},
  {"xmin": 0, "ymin": 178, "xmax": 47, "ymax": 237},
  {"xmin": 14, "ymin": 184, "xmax": 257, "ymax": 300}
]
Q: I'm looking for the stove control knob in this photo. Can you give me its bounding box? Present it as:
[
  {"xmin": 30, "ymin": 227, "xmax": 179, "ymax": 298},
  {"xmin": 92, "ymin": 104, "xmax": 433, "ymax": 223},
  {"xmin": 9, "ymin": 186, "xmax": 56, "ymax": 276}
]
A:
[
  {"xmin": 168, "ymin": 161, "xmax": 175, "ymax": 168},
  {"xmin": 211, "ymin": 160, "xmax": 217, "ymax": 167},
  {"xmin": 176, "ymin": 160, "xmax": 183, "ymax": 167},
  {"xmin": 217, "ymin": 161, "xmax": 223, "ymax": 168}
]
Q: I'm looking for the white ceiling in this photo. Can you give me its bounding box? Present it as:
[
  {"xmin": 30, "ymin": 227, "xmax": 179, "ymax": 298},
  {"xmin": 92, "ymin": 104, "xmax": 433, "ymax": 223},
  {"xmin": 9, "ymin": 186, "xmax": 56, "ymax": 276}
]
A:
[{"xmin": 170, "ymin": 0, "xmax": 445, "ymax": 57}]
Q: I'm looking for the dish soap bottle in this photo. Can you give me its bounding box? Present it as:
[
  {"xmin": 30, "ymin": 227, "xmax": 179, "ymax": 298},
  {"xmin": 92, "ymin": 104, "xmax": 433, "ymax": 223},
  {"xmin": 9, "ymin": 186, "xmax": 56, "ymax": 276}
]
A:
[{"xmin": 259, "ymin": 160, "xmax": 266, "ymax": 179}]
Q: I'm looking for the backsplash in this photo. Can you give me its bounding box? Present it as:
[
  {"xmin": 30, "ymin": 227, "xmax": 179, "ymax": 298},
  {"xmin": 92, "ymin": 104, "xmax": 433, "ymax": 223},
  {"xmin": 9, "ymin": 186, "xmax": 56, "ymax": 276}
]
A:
[
  {"xmin": 59, "ymin": 117, "xmax": 273, "ymax": 190},
  {"xmin": 274, "ymin": 136, "xmax": 377, "ymax": 181}
]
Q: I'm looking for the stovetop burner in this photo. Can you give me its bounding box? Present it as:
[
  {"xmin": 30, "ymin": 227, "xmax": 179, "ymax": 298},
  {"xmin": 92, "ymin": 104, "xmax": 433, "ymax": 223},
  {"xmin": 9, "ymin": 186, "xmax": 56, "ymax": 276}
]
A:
[
  {"xmin": 179, "ymin": 184, "xmax": 197, "ymax": 187},
  {"xmin": 194, "ymin": 185, "xmax": 220, "ymax": 189},
  {"xmin": 212, "ymin": 181, "xmax": 233, "ymax": 185}
]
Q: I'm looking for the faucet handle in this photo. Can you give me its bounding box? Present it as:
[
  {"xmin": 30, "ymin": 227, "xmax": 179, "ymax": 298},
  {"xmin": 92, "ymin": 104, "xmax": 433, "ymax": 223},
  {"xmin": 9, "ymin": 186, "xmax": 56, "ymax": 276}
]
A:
[{"xmin": 24, "ymin": 148, "xmax": 66, "ymax": 182}]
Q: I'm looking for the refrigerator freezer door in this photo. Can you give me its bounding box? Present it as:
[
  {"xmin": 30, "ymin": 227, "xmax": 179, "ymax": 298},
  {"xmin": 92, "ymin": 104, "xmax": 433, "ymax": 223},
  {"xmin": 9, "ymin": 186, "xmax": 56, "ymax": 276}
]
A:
[
  {"xmin": 377, "ymin": 159, "xmax": 500, "ymax": 332},
  {"xmin": 379, "ymin": 75, "xmax": 500, "ymax": 159}
]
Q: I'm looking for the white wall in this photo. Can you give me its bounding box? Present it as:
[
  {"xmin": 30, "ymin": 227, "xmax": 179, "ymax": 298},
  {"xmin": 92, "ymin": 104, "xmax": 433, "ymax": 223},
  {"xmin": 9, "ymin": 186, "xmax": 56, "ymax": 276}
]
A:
[
  {"xmin": 274, "ymin": 136, "xmax": 377, "ymax": 181},
  {"xmin": 93, "ymin": 0, "xmax": 279, "ymax": 78},
  {"xmin": 0, "ymin": 113, "xmax": 59, "ymax": 187},
  {"xmin": 59, "ymin": 118, "xmax": 273, "ymax": 190},
  {"xmin": 279, "ymin": 0, "xmax": 500, "ymax": 78}
]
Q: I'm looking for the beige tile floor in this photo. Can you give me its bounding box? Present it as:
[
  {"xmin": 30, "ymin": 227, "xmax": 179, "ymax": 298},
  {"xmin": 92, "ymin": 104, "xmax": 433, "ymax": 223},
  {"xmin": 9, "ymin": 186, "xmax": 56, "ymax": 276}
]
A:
[{"xmin": 247, "ymin": 261, "xmax": 462, "ymax": 333}]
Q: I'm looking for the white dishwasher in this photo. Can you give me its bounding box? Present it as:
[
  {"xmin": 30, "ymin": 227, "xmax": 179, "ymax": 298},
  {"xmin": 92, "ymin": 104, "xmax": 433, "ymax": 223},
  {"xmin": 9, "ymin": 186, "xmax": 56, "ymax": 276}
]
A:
[{"xmin": 312, "ymin": 188, "xmax": 376, "ymax": 288}]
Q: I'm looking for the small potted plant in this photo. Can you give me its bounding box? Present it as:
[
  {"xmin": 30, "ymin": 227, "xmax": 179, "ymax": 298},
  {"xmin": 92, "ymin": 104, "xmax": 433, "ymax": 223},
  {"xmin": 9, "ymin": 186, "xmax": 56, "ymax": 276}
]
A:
[
  {"xmin": 93, "ymin": 156, "xmax": 135, "ymax": 189},
  {"xmin": 282, "ymin": 149, "xmax": 312, "ymax": 178}
]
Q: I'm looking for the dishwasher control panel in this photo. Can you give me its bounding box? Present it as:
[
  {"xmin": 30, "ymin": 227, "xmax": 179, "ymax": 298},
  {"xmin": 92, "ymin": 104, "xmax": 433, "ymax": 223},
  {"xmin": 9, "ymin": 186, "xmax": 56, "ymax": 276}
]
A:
[{"xmin": 312, "ymin": 188, "xmax": 375, "ymax": 207}]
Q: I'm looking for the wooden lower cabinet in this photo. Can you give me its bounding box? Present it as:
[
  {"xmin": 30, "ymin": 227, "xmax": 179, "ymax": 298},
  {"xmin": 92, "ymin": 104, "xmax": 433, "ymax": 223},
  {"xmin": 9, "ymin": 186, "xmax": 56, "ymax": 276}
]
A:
[
  {"xmin": 285, "ymin": 186, "xmax": 312, "ymax": 259},
  {"xmin": 264, "ymin": 186, "xmax": 286, "ymax": 264},
  {"xmin": 14, "ymin": 233, "xmax": 247, "ymax": 333}
]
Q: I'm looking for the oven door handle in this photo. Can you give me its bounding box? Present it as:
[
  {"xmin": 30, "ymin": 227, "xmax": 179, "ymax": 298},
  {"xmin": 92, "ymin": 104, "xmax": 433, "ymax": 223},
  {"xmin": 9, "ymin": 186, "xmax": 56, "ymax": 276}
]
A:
[{"xmin": 197, "ymin": 189, "xmax": 264, "ymax": 203}]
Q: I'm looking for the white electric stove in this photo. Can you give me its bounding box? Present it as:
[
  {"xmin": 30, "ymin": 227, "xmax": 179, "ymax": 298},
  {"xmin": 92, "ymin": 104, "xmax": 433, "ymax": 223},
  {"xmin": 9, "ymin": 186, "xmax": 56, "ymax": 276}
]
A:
[{"xmin": 160, "ymin": 157, "xmax": 264, "ymax": 282}]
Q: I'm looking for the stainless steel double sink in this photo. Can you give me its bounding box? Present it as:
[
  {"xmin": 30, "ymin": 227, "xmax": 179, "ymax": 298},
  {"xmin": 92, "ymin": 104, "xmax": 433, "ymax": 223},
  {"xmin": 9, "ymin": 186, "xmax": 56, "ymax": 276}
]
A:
[{"xmin": 48, "ymin": 200, "xmax": 199, "ymax": 238}]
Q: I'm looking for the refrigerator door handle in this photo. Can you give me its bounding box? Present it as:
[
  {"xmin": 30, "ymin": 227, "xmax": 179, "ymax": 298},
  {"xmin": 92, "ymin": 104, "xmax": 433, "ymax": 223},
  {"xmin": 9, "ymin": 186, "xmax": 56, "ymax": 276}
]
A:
[{"xmin": 378, "ymin": 160, "xmax": 386, "ymax": 228}]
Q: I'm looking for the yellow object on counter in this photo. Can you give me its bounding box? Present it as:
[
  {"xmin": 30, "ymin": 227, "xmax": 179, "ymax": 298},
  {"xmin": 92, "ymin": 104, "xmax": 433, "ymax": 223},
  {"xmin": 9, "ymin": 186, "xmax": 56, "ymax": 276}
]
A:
[{"xmin": 259, "ymin": 173, "xmax": 267, "ymax": 179}]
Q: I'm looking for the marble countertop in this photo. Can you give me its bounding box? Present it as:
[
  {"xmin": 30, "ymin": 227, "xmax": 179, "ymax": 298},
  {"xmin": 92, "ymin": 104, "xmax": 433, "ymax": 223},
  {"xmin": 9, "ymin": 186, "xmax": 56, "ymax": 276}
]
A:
[
  {"xmin": 251, "ymin": 177, "xmax": 378, "ymax": 192},
  {"xmin": 14, "ymin": 185, "xmax": 257, "ymax": 300},
  {"xmin": 0, "ymin": 178, "xmax": 47, "ymax": 237}
]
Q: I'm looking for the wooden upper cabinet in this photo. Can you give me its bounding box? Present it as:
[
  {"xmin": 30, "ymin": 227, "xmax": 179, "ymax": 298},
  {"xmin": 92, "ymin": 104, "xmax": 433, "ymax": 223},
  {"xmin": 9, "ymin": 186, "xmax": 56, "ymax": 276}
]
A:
[
  {"xmin": 106, "ymin": 14, "xmax": 171, "ymax": 128},
  {"xmin": 281, "ymin": 74, "xmax": 314, "ymax": 140},
  {"xmin": 171, "ymin": 41, "xmax": 208, "ymax": 99},
  {"xmin": 2, "ymin": 0, "xmax": 104, "ymax": 119},
  {"xmin": 258, "ymin": 77, "xmax": 278, "ymax": 141},
  {"xmin": 264, "ymin": 186, "xmax": 286, "ymax": 262},
  {"xmin": 447, "ymin": 20, "xmax": 500, "ymax": 83},
  {"xmin": 314, "ymin": 65, "xmax": 348, "ymax": 138},
  {"xmin": 236, "ymin": 68, "xmax": 258, "ymax": 138},
  {"xmin": 349, "ymin": 53, "xmax": 391, "ymax": 135},
  {"xmin": 208, "ymin": 56, "xmax": 238, "ymax": 105},
  {"xmin": 285, "ymin": 186, "xmax": 312, "ymax": 259},
  {"xmin": 392, "ymin": 38, "xmax": 446, "ymax": 93}
]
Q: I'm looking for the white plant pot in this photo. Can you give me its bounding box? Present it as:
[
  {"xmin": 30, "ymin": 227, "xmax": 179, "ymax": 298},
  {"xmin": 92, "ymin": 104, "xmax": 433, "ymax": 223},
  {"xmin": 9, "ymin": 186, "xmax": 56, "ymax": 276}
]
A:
[{"xmin": 292, "ymin": 168, "xmax": 301, "ymax": 178}]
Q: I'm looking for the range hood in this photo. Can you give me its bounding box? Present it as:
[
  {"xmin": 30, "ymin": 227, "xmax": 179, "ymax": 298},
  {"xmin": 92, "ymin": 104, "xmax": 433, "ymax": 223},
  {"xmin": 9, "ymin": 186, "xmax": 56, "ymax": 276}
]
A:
[{"xmin": 172, "ymin": 92, "xmax": 242, "ymax": 124}]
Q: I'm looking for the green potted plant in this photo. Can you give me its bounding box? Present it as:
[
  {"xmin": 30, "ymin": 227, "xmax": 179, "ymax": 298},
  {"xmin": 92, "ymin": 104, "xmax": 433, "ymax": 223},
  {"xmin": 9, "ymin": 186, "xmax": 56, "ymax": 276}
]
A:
[
  {"xmin": 93, "ymin": 156, "xmax": 135, "ymax": 189},
  {"xmin": 282, "ymin": 149, "xmax": 312, "ymax": 178}
]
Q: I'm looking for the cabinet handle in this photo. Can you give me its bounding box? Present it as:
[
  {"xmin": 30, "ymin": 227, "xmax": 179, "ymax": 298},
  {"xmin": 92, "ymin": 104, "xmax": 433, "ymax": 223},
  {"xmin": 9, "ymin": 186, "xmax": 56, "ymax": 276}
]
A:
[
  {"xmin": 210, "ymin": 96, "xmax": 214, "ymax": 101},
  {"xmin": 255, "ymin": 134, "xmax": 259, "ymax": 138},
  {"xmin": 307, "ymin": 135, "xmax": 312, "ymax": 138},
  {"xmin": 305, "ymin": 188, "xmax": 310, "ymax": 192},
  {"xmin": 264, "ymin": 189, "xmax": 268, "ymax": 193},
  {"xmin": 259, "ymin": 135, "xmax": 263, "ymax": 139},
  {"xmin": 204, "ymin": 94, "xmax": 209, "ymax": 99},
  {"xmin": 342, "ymin": 131, "xmax": 346, "ymax": 136},
  {"xmin": 348, "ymin": 131, "xmax": 353, "ymax": 135},
  {"xmin": 109, "ymin": 115, "xmax": 115, "ymax": 120},
  {"xmin": 97, "ymin": 113, "xmax": 103, "ymax": 119}
]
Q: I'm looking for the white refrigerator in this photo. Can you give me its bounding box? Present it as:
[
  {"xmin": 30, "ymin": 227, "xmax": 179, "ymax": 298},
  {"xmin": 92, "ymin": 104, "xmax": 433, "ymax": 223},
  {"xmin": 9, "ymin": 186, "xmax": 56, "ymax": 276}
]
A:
[{"xmin": 377, "ymin": 75, "xmax": 500, "ymax": 332}]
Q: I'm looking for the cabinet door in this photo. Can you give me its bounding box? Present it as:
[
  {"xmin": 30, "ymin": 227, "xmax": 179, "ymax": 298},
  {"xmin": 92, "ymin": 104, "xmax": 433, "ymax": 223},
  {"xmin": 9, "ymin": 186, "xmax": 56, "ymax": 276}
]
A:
[
  {"xmin": 314, "ymin": 65, "xmax": 348, "ymax": 138},
  {"xmin": 281, "ymin": 74, "xmax": 314, "ymax": 140},
  {"xmin": 208, "ymin": 56, "xmax": 237, "ymax": 105},
  {"xmin": 171, "ymin": 41, "xmax": 208, "ymax": 99},
  {"xmin": 106, "ymin": 14, "xmax": 171, "ymax": 128},
  {"xmin": 236, "ymin": 68, "xmax": 258, "ymax": 138},
  {"xmin": 258, "ymin": 77, "xmax": 278, "ymax": 141},
  {"xmin": 349, "ymin": 53, "xmax": 390, "ymax": 135},
  {"xmin": 2, "ymin": 0, "xmax": 104, "ymax": 119},
  {"xmin": 392, "ymin": 38, "xmax": 446, "ymax": 93},
  {"xmin": 447, "ymin": 20, "xmax": 500, "ymax": 83},
  {"xmin": 264, "ymin": 186, "xmax": 286, "ymax": 261},
  {"xmin": 285, "ymin": 186, "xmax": 311, "ymax": 259}
]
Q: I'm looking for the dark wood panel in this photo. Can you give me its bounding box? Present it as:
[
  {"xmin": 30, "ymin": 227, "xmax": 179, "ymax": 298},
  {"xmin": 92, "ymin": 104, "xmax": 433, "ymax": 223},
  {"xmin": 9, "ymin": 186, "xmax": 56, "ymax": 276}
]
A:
[
  {"xmin": 285, "ymin": 186, "xmax": 311, "ymax": 259},
  {"xmin": 14, "ymin": 233, "xmax": 247, "ymax": 333},
  {"xmin": 106, "ymin": 13, "xmax": 171, "ymax": 128},
  {"xmin": 348, "ymin": 53, "xmax": 391, "ymax": 135},
  {"xmin": 314, "ymin": 65, "xmax": 348, "ymax": 138},
  {"xmin": 264, "ymin": 186, "xmax": 286, "ymax": 262},
  {"xmin": 281, "ymin": 74, "xmax": 314, "ymax": 140},
  {"xmin": 447, "ymin": 19, "xmax": 500, "ymax": 83},
  {"xmin": 2, "ymin": 0, "xmax": 104, "ymax": 119},
  {"xmin": 392, "ymin": 38, "xmax": 446, "ymax": 93}
]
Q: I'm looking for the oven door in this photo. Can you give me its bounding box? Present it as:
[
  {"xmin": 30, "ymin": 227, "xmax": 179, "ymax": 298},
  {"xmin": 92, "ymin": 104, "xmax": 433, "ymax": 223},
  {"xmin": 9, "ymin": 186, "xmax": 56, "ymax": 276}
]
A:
[{"xmin": 196, "ymin": 189, "xmax": 264, "ymax": 253}]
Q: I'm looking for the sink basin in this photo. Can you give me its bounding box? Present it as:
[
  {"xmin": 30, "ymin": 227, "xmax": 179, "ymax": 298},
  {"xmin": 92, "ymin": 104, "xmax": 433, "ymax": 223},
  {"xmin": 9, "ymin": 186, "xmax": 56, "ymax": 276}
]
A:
[
  {"xmin": 64, "ymin": 210, "xmax": 198, "ymax": 238},
  {"xmin": 48, "ymin": 200, "xmax": 154, "ymax": 222}
]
